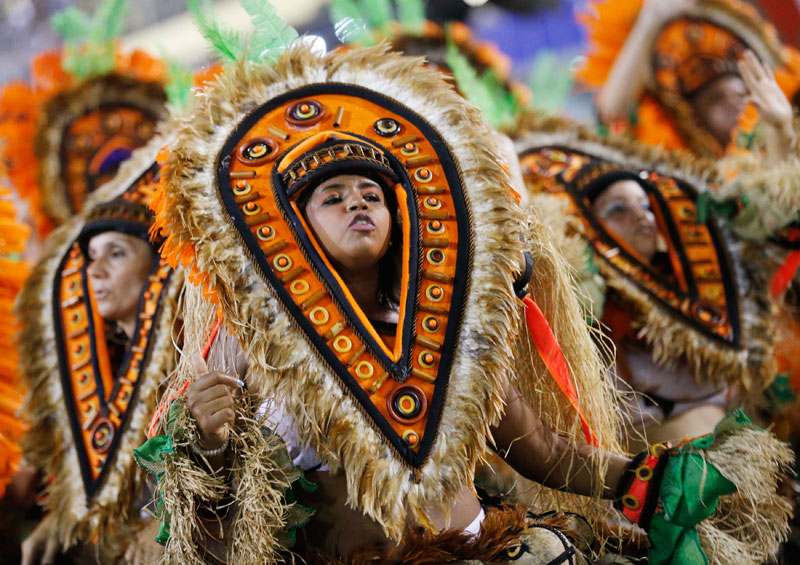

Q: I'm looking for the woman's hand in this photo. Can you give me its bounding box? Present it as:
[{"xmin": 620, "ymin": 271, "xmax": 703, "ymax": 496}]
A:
[
  {"xmin": 123, "ymin": 519, "xmax": 163, "ymax": 564},
  {"xmin": 20, "ymin": 515, "xmax": 58, "ymax": 565},
  {"xmin": 739, "ymin": 50, "xmax": 794, "ymax": 127},
  {"xmin": 739, "ymin": 50, "xmax": 797, "ymax": 161},
  {"xmin": 186, "ymin": 353, "xmax": 242, "ymax": 450}
]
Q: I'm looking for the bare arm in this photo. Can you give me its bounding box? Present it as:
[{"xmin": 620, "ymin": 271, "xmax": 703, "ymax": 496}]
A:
[
  {"xmin": 490, "ymin": 380, "xmax": 629, "ymax": 499},
  {"xmin": 596, "ymin": 0, "xmax": 695, "ymax": 121}
]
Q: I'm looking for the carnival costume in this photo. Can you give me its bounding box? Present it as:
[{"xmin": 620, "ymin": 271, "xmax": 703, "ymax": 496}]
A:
[
  {"xmin": 329, "ymin": 0, "xmax": 529, "ymax": 130},
  {"xmin": 0, "ymin": 0, "xmax": 170, "ymax": 238},
  {"xmin": 576, "ymin": 0, "xmax": 789, "ymax": 158},
  {"xmin": 13, "ymin": 116, "xmax": 185, "ymax": 559},
  {"xmin": 0, "ymin": 187, "xmax": 29, "ymax": 500},
  {"xmin": 121, "ymin": 0, "xmax": 797, "ymax": 556}
]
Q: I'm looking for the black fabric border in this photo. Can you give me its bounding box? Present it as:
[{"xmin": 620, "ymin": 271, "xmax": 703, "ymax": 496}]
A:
[{"xmin": 216, "ymin": 82, "xmax": 472, "ymax": 468}]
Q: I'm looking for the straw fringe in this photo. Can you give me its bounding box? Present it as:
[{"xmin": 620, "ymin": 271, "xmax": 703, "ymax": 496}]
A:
[
  {"xmin": 149, "ymin": 45, "xmax": 622, "ymax": 549},
  {"xmin": 697, "ymin": 425, "xmax": 793, "ymax": 565},
  {"xmin": 15, "ymin": 133, "xmax": 182, "ymax": 555}
]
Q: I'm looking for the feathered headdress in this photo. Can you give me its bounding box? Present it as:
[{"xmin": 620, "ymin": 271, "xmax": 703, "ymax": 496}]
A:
[
  {"xmin": 0, "ymin": 0, "xmax": 170, "ymax": 236},
  {"xmin": 329, "ymin": 0, "xmax": 530, "ymax": 129},
  {"xmin": 576, "ymin": 0, "xmax": 786, "ymax": 157}
]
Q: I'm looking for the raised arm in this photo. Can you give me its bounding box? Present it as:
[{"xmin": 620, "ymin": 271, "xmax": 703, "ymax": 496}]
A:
[{"xmin": 596, "ymin": 0, "xmax": 695, "ymax": 121}]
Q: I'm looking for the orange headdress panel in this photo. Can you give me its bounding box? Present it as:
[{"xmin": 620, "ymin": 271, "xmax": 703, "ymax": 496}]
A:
[{"xmin": 0, "ymin": 47, "xmax": 168, "ymax": 237}]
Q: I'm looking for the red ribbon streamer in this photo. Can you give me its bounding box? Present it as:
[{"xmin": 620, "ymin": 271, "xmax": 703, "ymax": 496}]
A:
[
  {"xmin": 771, "ymin": 250, "xmax": 800, "ymax": 299},
  {"xmin": 522, "ymin": 295, "xmax": 598, "ymax": 447}
]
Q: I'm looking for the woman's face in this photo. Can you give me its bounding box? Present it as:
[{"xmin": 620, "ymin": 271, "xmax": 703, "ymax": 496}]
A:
[
  {"xmin": 86, "ymin": 231, "xmax": 154, "ymax": 332},
  {"xmin": 690, "ymin": 74, "xmax": 747, "ymax": 148},
  {"xmin": 592, "ymin": 179, "xmax": 658, "ymax": 262},
  {"xmin": 303, "ymin": 174, "xmax": 393, "ymax": 274}
]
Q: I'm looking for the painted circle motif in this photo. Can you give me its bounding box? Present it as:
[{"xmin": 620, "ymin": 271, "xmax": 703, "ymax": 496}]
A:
[
  {"xmin": 273, "ymin": 253, "xmax": 293, "ymax": 272},
  {"xmin": 289, "ymin": 279, "xmax": 310, "ymax": 295},
  {"xmin": 691, "ymin": 300, "xmax": 726, "ymax": 328},
  {"xmin": 257, "ymin": 225, "xmax": 275, "ymax": 241},
  {"xmin": 426, "ymin": 285, "xmax": 444, "ymax": 302},
  {"xmin": 426, "ymin": 220, "xmax": 445, "ymax": 235},
  {"xmin": 287, "ymin": 100, "xmax": 324, "ymax": 126},
  {"xmin": 233, "ymin": 180, "xmax": 252, "ymax": 196},
  {"xmin": 400, "ymin": 142, "xmax": 419, "ymax": 156},
  {"xmin": 418, "ymin": 351, "xmax": 435, "ymax": 368},
  {"xmin": 423, "ymin": 197, "xmax": 442, "ymax": 210},
  {"xmin": 374, "ymin": 118, "xmax": 401, "ymax": 137},
  {"xmin": 402, "ymin": 429, "xmax": 420, "ymax": 446},
  {"xmin": 388, "ymin": 385, "xmax": 428, "ymax": 424},
  {"xmin": 422, "ymin": 315, "xmax": 439, "ymax": 332},
  {"xmin": 309, "ymin": 306, "xmax": 330, "ymax": 326},
  {"xmin": 90, "ymin": 418, "xmax": 115, "ymax": 454},
  {"xmin": 355, "ymin": 361, "xmax": 375, "ymax": 379},
  {"xmin": 414, "ymin": 168, "xmax": 433, "ymax": 183},
  {"xmin": 333, "ymin": 335, "xmax": 353, "ymax": 353},
  {"xmin": 427, "ymin": 248, "xmax": 445, "ymax": 264},
  {"xmin": 237, "ymin": 137, "xmax": 278, "ymax": 165}
]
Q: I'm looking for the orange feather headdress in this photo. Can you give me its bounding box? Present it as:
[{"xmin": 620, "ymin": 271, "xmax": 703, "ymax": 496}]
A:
[{"xmin": 576, "ymin": 0, "xmax": 786, "ymax": 157}]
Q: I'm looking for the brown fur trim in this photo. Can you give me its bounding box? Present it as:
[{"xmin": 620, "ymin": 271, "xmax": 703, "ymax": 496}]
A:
[
  {"xmin": 34, "ymin": 73, "xmax": 167, "ymax": 224},
  {"xmin": 16, "ymin": 131, "xmax": 182, "ymax": 554},
  {"xmin": 314, "ymin": 506, "xmax": 588, "ymax": 564}
]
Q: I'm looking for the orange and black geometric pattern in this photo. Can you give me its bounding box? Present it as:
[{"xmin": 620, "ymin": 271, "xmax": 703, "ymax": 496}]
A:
[
  {"xmin": 215, "ymin": 84, "xmax": 471, "ymax": 467},
  {"xmin": 520, "ymin": 146, "xmax": 741, "ymax": 348}
]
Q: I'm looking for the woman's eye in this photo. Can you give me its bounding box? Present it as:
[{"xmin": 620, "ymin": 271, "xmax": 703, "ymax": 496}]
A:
[
  {"xmin": 603, "ymin": 203, "xmax": 628, "ymax": 217},
  {"xmin": 323, "ymin": 196, "xmax": 342, "ymax": 206},
  {"xmin": 364, "ymin": 193, "xmax": 381, "ymax": 202},
  {"xmin": 111, "ymin": 249, "xmax": 126, "ymax": 258}
]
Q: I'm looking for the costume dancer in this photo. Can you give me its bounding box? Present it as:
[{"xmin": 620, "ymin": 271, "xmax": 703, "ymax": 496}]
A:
[
  {"xmin": 14, "ymin": 126, "xmax": 185, "ymax": 563},
  {"xmin": 136, "ymin": 5, "xmax": 791, "ymax": 562},
  {"xmin": 516, "ymin": 111, "xmax": 796, "ymax": 443},
  {"xmin": 576, "ymin": 0, "xmax": 797, "ymax": 161}
]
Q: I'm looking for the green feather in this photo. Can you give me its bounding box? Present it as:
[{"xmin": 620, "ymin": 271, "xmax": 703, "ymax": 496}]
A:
[
  {"xmin": 164, "ymin": 57, "xmax": 195, "ymax": 109},
  {"xmin": 188, "ymin": 0, "xmax": 243, "ymax": 63},
  {"xmin": 240, "ymin": 0, "xmax": 298, "ymax": 63},
  {"xmin": 329, "ymin": 0, "xmax": 372, "ymax": 45},
  {"xmin": 51, "ymin": 7, "xmax": 92, "ymax": 45},
  {"xmin": 527, "ymin": 50, "xmax": 573, "ymax": 114},
  {"xmin": 396, "ymin": 0, "xmax": 425, "ymax": 34},
  {"xmin": 445, "ymin": 34, "xmax": 520, "ymax": 128},
  {"xmin": 91, "ymin": 0, "xmax": 128, "ymax": 45},
  {"xmin": 361, "ymin": 0, "xmax": 393, "ymax": 30}
]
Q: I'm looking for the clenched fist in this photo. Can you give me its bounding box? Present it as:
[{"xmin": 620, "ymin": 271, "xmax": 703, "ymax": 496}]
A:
[{"xmin": 186, "ymin": 353, "xmax": 243, "ymax": 450}]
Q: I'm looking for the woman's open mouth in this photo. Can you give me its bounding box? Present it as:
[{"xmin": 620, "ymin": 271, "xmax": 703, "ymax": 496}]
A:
[{"xmin": 349, "ymin": 212, "xmax": 376, "ymax": 231}]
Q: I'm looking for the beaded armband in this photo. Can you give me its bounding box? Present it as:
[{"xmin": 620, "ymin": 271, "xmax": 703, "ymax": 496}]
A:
[{"xmin": 613, "ymin": 443, "xmax": 671, "ymax": 531}]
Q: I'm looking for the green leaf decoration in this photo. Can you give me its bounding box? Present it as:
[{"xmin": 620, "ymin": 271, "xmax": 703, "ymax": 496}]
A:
[
  {"xmin": 188, "ymin": 0, "xmax": 244, "ymax": 63},
  {"xmin": 92, "ymin": 0, "xmax": 127, "ymax": 45},
  {"xmin": 51, "ymin": 0, "xmax": 129, "ymax": 80},
  {"xmin": 241, "ymin": 0, "xmax": 299, "ymax": 63},
  {"xmin": 362, "ymin": 0, "xmax": 393, "ymax": 30},
  {"xmin": 164, "ymin": 56, "xmax": 195, "ymax": 109},
  {"xmin": 51, "ymin": 7, "xmax": 92, "ymax": 45},
  {"xmin": 396, "ymin": 0, "xmax": 425, "ymax": 34},
  {"xmin": 527, "ymin": 49, "xmax": 573, "ymax": 114},
  {"xmin": 329, "ymin": 0, "xmax": 374, "ymax": 45},
  {"xmin": 444, "ymin": 32, "xmax": 519, "ymax": 129}
]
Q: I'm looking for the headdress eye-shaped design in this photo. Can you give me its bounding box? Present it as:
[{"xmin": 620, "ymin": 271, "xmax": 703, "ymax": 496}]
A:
[
  {"xmin": 520, "ymin": 146, "xmax": 740, "ymax": 347},
  {"xmin": 215, "ymin": 84, "xmax": 472, "ymax": 467},
  {"xmin": 61, "ymin": 106, "xmax": 161, "ymax": 216},
  {"xmin": 53, "ymin": 163, "xmax": 174, "ymax": 498}
]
